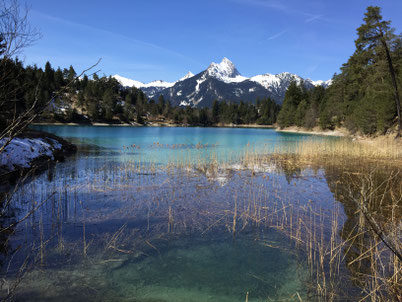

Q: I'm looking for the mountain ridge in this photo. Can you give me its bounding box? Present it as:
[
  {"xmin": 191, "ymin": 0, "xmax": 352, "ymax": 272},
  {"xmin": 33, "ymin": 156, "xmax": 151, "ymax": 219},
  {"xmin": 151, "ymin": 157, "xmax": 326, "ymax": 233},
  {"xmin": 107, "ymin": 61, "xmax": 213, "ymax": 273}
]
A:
[{"xmin": 113, "ymin": 58, "xmax": 332, "ymax": 107}]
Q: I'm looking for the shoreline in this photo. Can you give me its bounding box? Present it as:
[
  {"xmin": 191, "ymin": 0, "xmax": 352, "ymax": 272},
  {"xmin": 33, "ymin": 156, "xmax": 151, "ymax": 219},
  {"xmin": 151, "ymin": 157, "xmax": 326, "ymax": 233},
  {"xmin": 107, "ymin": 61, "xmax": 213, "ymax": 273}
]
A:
[
  {"xmin": 276, "ymin": 126, "xmax": 402, "ymax": 148},
  {"xmin": 275, "ymin": 127, "xmax": 348, "ymax": 137},
  {"xmin": 32, "ymin": 122, "xmax": 276, "ymax": 129},
  {"xmin": 31, "ymin": 122, "xmax": 401, "ymax": 144}
]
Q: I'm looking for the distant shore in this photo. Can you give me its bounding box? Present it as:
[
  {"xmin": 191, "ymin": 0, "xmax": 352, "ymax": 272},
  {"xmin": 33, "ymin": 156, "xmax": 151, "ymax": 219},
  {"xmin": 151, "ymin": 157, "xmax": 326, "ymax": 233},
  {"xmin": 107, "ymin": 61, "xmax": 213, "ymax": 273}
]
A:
[
  {"xmin": 275, "ymin": 126, "xmax": 348, "ymax": 137},
  {"xmin": 32, "ymin": 122, "xmax": 276, "ymax": 129},
  {"xmin": 276, "ymin": 126, "xmax": 402, "ymax": 148},
  {"xmin": 31, "ymin": 122, "xmax": 401, "ymax": 144}
]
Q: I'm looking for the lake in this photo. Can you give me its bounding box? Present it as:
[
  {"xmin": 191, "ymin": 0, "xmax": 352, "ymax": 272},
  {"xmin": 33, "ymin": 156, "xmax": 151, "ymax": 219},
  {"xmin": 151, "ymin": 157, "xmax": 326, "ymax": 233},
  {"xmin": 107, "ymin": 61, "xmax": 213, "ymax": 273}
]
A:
[{"xmin": 0, "ymin": 125, "xmax": 399, "ymax": 301}]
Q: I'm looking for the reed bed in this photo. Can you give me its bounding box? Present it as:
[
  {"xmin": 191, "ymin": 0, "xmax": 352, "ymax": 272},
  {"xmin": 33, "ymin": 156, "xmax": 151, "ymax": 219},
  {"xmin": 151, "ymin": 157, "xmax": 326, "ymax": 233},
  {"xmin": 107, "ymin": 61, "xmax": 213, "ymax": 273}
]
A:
[
  {"xmin": 286, "ymin": 137, "xmax": 402, "ymax": 161},
  {"xmin": 1, "ymin": 137, "xmax": 401, "ymax": 301}
]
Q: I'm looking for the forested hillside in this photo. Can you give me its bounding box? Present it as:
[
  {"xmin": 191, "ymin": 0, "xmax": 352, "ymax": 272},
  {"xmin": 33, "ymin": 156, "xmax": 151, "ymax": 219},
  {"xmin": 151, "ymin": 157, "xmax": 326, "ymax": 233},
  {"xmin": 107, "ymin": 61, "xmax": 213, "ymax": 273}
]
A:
[
  {"xmin": 0, "ymin": 59, "xmax": 280, "ymax": 128},
  {"xmin": 1, "ymin": 6, "xmax": 400, "ymax": 135},
  {"xmin": 277, "ymin": 6, "xmax": 402, "ymax": 136}
]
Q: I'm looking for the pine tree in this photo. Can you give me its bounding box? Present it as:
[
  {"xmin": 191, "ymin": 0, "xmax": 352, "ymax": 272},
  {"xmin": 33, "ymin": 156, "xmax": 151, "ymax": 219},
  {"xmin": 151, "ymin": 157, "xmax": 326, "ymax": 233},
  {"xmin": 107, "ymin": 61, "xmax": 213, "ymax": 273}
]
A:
[
  {"xmin": 356, "ymin": 6, "xmax": 401, "ymax": 137},
  {"xmin": 102, "ymin": 88, "xmax": 115, "ymax": 120},
  {"xmin": 157, "ymin": 95, "xmax": 165, "ymax": 115},
  {"xmin": 277, "ymin": 81, "xmax": 304, "ymax": 127},
  {"xmin": 212, "ymin": 100, "xmax": 219, "ymax": 123}
]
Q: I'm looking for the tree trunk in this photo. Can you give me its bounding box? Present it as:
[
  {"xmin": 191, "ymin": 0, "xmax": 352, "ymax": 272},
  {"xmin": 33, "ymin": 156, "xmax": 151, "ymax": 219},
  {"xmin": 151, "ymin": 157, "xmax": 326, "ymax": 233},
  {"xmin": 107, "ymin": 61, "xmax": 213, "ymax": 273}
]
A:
[{"xmin": 381, "ymin": 39, "xmax": 401, "ymax": 138}]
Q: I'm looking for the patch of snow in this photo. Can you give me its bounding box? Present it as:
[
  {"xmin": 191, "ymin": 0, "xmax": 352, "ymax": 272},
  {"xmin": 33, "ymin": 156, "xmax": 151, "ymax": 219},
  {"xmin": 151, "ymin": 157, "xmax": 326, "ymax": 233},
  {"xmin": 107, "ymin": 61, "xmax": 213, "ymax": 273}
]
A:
[
  {"xmin": 142, "ymin": 80, "xmax": 175, "ymax": 88},
  {"xmin": 177, "ymin": 90, "xmax": 182, "ymax": 96},
  {"xmin": 249, "ymin": 87, "xmax": 256, "ymax": 92},
  {"xmin": 324, "ymin": 79, "xmax": 333, "ymax": 87},
  {"xmin": 193, "ymin": 96, "xmax": 203, "ymax": 106},
  {"xmin": 310, "ymin": 79, "xmax": 332, "ymax": 87},
  {"xmin": 250, "ymin": 72, "xmax": 306, "ymax": 89},
  {"xmin": 234, "ymin": 88, "xmax": 243, "ymax": 97},
  {"xmin": 0, "ymin": 138, "xmax": 62, "ymax": 171},
  {"xmin": 311, "ymin": 79, "xmax": 323, "ymax": 86},
  {"xmin": 195, "ymin": 74, "xmax": 207, "ymax": 93},
  {"xmin": 205, "ymin": 170, "xmax": 229, "ymax": 186},
  {"xmin": 229, "ymin": 163, "xmax": 246, "ymax": 170},
  {"xmin": 179, "ymin": 101, "xmax": 190, "ymax": 106}
]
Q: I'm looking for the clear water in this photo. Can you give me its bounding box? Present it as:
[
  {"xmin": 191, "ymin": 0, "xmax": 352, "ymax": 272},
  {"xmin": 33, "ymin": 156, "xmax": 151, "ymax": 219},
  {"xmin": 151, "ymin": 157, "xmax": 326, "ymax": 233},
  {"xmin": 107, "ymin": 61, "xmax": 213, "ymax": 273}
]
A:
[
  {"xmin": 1, "ymin": 126, "xmax": 350, "ymax": 301},
  {"xmin": 32, "ymin": 125, "xmax": 336, "ymax": 164}
]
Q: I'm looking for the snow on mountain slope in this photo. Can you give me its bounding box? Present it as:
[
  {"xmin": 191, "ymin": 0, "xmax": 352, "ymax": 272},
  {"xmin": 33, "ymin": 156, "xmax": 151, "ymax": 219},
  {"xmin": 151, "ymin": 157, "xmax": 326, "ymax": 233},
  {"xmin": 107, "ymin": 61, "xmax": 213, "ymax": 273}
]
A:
[
  {"xmin": 113, "ymin": 74, "xmax": 144, "ymax": 88},
  {"xmin": 113, "ymin": 71, "xmax": 195, "ymax": 90},
  {"xmin": 113, "ymin": 75, "xmax": 174, "ymax": 89},
  {"xmin": 113, "ymin": 58, "xmax": 332, "ymax": 107},
  {"xmin": 308, "ymin": 79, "xmax": 333, "ymax": 88},
  {"xmin": 206, "ymin": 57, "xmax": 248, "ymax": 83},
  {"xmin": 249, "ymin": 74, "xmax": 281, "ymax": 89},
  {"xmin": 142, "ymin": 80, "xmax": 175, "ymax": 88},
  {"xmin": 179, "ymin": 71, "xmax": 195, "ymax": 81}
]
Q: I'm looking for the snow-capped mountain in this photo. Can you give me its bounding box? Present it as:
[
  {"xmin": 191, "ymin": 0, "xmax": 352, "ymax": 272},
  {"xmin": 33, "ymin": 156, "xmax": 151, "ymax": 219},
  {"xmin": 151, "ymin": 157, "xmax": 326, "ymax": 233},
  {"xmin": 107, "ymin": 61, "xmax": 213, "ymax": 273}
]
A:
[
  {"xmin": 113, "ymin": 74, "xmax": 145, "ymax": 89},
  {"xmin": 113, "ymin": 75, "xmax": 176, "ymax": 99},
  {"xmin": 310, "ymin": 79, "xmax": 332, "ymax": 87},
  {"xmin": 113, "ymin": 74, "xmax": 175, "ymax": 89},
  {"xmin": 206, "ymin": 57, "xmax": 248, "ymax": 83},
  {"xmin": 113, "ymin": 58, "xmax": 331, "ymax": 107},
  {"xmin": 179, "ymin": 71, "xmax": 195, "ymax": 81}
]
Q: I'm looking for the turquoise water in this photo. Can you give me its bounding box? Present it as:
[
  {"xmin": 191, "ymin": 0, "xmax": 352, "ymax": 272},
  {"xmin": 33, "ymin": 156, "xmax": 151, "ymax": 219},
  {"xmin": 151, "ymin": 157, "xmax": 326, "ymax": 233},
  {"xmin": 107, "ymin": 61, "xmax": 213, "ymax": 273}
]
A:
[
  {"xmin": 2, "ymin": 126, "xmax": 350, "ymax": 301},
  {"xmin": 32, "ymin": 125, "xmax": 333, "ymax": 164}
]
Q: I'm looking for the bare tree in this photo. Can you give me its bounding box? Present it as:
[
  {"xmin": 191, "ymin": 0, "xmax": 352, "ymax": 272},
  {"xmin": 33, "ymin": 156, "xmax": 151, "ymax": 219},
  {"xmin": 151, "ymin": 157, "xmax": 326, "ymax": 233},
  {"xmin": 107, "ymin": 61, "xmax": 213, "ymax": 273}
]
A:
[
  {"xmin": 0, "ymin": 0, "xmax": 40, "ymax": 146},
  {"xmin": 0, "ymin": 2, "xmax": 101, "ymax": 299},
  {"xmin": 0, "ymin": 0, "xmax": 41, "ymax": 59},
  {"xmin": 0, "ymin": 1, "xmax": 99, "ymax": 152},
  {"xmin": 0, "ymin": 0, "xmax": 40, "ymax": 107}
]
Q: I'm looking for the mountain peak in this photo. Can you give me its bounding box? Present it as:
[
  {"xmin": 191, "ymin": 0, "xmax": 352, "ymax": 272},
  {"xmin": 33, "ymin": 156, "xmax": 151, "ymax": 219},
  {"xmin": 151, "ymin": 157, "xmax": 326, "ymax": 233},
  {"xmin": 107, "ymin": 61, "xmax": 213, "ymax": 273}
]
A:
[
  {"xmin": 221, "ymin": 57, "xmax": 232, "ymax": 64},
  {"xmin": 207, "ymin": 57, "xmax": 247, "ymax": 83},
  {"xmin": 179, "ymin": 71, "xmax": 195, "ymax": 81}
]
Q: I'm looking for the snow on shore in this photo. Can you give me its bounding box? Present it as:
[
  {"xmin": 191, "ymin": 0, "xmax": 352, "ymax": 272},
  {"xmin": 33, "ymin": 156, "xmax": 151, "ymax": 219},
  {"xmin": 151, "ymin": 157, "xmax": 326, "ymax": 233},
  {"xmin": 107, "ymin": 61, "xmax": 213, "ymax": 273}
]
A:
[{"xmin": 0, "ymin": 137, "xmax": 62, "ymax": 171}]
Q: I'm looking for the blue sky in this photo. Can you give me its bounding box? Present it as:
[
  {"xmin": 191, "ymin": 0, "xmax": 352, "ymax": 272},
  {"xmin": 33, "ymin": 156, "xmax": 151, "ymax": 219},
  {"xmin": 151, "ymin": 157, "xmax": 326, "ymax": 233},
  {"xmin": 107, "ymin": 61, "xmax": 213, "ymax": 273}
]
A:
[{"xmin": 22, "ymin": 0, "xmax": 402, "ymax": 82}]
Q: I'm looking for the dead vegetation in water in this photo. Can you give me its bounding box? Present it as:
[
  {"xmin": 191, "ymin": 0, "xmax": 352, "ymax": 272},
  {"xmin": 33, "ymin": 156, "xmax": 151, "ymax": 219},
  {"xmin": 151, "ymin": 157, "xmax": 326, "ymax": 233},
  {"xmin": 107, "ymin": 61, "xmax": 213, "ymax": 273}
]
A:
[{"xmin": 1, "ymin": 138, "xmax": 401, "ymax": 301}]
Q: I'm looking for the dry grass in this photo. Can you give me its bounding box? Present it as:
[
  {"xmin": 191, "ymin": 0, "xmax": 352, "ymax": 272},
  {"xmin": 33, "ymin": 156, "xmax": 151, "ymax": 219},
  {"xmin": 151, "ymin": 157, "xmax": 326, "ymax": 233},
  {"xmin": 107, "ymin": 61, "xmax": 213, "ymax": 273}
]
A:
[
  {"xmin": 3, "ymin": 137, "xmax": 401, "ymax": 301},
  {"xmin": 287, "ymin": 137, "xmax": 402, "ymax": 161}
]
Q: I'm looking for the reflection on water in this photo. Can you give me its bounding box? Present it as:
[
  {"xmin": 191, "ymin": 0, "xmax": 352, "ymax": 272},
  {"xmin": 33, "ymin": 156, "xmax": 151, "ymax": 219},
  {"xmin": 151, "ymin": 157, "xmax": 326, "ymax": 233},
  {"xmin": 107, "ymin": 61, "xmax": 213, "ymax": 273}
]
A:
[{"xmin": 0, "ymin": 126, "xmax": 400, "ymax": 301}]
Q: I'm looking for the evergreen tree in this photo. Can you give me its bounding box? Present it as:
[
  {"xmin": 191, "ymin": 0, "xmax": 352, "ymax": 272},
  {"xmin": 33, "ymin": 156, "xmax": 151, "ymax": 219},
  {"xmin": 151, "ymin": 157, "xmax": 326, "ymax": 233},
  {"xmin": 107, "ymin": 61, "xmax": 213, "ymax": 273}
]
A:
[
  {"xmin": 277, "ymin": 81, "xmax": 304, "ymax": 127},
  {"xmin": 67, "ymin": 65, "xmax": 76, "ymax": 82},
  {"xmin": 157, "ymin": 95, "xmax": 165, "ymax": 115},
  {"xmin": 77, "ymin": 92, "xmax": 85, "ymax": 113},
  {"xmin": 355, "ymin": 6, "xmax": 401, "ymax": 137},
  {"xmin": 123, "ymin": 93, "xmax": 136, "ymax": 121},
  {"xmin": 212, "ymin": 100, "xmax": 219, "ymax": 123},
  {"xmin": 102, "ymin": 88, "xmax": 115, "ymax": 120},
  {"xmin": 54, "ymin": 67, "xmax": 64, "ymax": 89}
]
